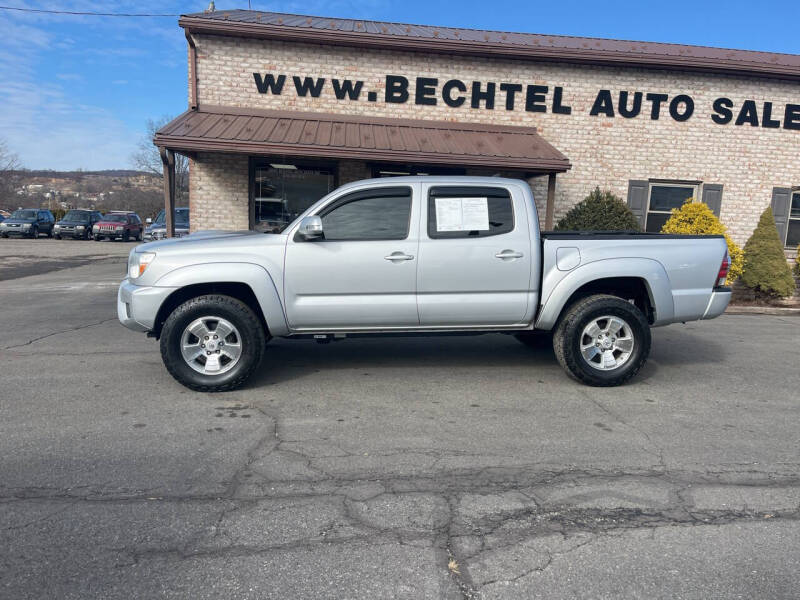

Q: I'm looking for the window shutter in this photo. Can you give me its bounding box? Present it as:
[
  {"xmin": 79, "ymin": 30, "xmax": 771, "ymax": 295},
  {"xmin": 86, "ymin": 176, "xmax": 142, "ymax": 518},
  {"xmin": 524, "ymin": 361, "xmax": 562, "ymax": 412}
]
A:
[
  {"xmin": 626, "ymin": 180, "xmax": 648, "ymax": 229},
  {"xmin": 701, "ymin": 184, "xmax": 723, "ymax": 217},
  {"xmin": 771, "ymin": 187, "xmax": 791, "ymax": 243}
]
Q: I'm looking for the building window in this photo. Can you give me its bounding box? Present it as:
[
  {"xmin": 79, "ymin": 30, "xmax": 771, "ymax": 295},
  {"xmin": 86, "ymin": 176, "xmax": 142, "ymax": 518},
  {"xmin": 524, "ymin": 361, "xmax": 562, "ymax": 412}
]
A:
[
  {"xmin": 787, "ymin": 191, "xmax": 800, "ymax": 248},
  {"xmin": 371, "ymin": 164, "xmax": 466, "ymax": 178},
  {"xmin": 645, "ymin": 183, "xmax": 698, "ymax": 233},
  {"xmin": 252, "ymin": 161, "xmax": 335, "ymax": 232}
]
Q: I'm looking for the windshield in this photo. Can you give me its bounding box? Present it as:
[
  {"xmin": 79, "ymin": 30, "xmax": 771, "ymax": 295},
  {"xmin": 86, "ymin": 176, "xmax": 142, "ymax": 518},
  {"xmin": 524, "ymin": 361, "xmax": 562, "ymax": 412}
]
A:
[
  {"xmin": 152, "ymin": 208, "xmax": 189, "ymax": 227},
  {"xmin": 103, "ymin": 214, "xmax": 127, "ymax": 223},
  {"xmin": 11, "ymin": 210, "xmax": 37, "ymax": 219},
  {"xmin": 63, "ymin": 211, "xmax": 90, "ymax": 222}
]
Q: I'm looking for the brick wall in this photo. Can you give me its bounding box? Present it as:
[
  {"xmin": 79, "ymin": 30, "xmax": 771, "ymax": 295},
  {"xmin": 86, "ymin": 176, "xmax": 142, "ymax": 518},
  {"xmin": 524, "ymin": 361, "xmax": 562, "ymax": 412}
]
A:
[
  {"xmin": 189, "ymin": 153, "xmax": 249, "ymax": 232},
  {"xmin": 190, "ymin": 34, "xmax": 800, "ymax": 242}
]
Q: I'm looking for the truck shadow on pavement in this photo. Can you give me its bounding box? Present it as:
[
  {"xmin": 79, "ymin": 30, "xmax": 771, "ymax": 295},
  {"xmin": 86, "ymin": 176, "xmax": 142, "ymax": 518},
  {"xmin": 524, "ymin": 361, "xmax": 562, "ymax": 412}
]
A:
[{"xmin": 246, "ymin": 326, "xmax": 726, "ymax": 388}]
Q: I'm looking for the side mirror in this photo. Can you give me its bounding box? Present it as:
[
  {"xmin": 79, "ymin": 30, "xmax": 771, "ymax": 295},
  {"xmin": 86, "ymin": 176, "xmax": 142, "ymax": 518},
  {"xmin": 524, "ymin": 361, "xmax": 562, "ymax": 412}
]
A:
[
  {"xmin": 146, "ymin": 218, "xmax": 152, "ymax": 224},
  {"xmin": 297, "ymin": 215, "xmax": 323, "ymax": 240}
]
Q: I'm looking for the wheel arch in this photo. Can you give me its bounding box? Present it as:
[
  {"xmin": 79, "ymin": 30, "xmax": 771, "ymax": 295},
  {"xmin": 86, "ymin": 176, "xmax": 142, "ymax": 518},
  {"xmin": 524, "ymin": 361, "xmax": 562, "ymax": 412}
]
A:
[
  {"xmin": 151, "ymin": 263, "xmax": 288, "ymax": 339},
  {"xmin": 536, "ymin": 259, "xmax": 674, "ymax": 330}
]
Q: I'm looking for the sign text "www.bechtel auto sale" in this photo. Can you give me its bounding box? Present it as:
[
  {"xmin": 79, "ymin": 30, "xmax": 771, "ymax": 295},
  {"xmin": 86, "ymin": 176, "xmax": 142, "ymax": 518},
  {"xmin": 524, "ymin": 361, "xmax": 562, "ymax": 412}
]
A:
[{"xmin": 253, "ymin": 72, "xmax": 800, "ymax": 130}]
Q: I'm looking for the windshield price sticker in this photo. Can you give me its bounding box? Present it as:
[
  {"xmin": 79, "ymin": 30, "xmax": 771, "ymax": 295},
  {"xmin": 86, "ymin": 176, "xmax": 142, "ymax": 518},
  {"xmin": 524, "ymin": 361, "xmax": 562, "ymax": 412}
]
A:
[{"xmin": 435, "ymin": 197, "xmax": 490, "ymax": 232}]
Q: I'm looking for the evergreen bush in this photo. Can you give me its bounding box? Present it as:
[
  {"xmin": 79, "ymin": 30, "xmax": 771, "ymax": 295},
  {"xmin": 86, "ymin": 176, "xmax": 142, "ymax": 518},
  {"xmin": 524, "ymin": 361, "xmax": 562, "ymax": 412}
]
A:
[
  {"xmin": 740, "ymin": 207, "xmax": 796, "ymax": 298},
  {"xmin": 554, "ymin": 188, "xmax": 640, "ymax": 232},
  {"xmin": 661, "ymin": 200, "xmax": 743, "ymax": 283}
]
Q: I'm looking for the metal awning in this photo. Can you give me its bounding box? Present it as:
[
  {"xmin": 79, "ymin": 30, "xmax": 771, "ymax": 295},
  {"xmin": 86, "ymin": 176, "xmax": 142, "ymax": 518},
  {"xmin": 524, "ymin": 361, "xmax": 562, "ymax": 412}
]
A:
[{"xmin": 154, "ymin": 106, "xmax": 571, "ymax": 173}]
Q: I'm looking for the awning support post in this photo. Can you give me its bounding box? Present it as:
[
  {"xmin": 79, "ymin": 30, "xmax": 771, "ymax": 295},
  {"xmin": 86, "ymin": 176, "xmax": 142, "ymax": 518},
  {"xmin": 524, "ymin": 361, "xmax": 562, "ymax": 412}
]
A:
[
  {"xmin": 545, "ymin": 172, "xmax": 557, "ymax": 230},
  {"xmin": 159, "ymin": 147, "xmax": 176, "ymax": 238}
]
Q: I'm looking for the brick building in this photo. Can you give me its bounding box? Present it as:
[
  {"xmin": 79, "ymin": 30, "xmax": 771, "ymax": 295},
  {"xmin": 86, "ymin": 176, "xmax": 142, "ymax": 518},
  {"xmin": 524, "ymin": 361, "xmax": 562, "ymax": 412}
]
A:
[{"xmin": 155, "ymin": 9, "xmax": 800, "ymax": 248}]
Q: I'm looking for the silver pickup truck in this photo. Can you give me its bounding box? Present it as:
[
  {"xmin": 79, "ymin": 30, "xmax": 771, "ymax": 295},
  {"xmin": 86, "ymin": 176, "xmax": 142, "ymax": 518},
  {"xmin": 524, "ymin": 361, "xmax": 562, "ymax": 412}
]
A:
[{"xmin": 118, "ymin": 176, "xmax": 731, "ymax": 392}]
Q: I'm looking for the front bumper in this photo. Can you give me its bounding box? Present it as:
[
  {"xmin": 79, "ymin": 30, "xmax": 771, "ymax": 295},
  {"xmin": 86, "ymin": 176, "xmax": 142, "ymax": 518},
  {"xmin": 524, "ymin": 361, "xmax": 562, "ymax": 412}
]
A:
[
  {"xmin": 701, "ymin": 287, "xmax": 732, "ymax": 320},
  {"xmin": 2, "ymin": 226, "xmax": 32, "ymax": 236},
  {"xmin": 117, "ymin": 280, "xmax": 177, "ymax": 332}
]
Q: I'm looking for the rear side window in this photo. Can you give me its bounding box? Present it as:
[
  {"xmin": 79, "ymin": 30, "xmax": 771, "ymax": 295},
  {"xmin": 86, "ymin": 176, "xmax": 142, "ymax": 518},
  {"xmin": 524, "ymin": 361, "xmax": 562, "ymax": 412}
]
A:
[
  {"xmin": 428, "ymin": 186, "xmax": 514, "ymax": 239},
  {"xmin": 319, "ymin": 187, "xmax": 412, "ymax": 241}
]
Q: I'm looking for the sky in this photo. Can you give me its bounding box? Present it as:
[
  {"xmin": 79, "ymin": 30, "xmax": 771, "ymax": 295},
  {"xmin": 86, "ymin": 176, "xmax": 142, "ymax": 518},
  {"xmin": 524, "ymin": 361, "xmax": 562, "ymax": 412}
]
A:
[{"xmin": 1, "ymin": 0, "xmax": 798, "ymax": 171}]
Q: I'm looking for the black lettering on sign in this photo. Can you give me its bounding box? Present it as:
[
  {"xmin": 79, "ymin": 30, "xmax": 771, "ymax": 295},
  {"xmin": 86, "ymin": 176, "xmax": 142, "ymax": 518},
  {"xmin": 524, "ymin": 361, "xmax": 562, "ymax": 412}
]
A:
[
  {"xmin": 590, "ymin": 90, "xmax": 614, "ymax": 117},
  {"xmin": 525, "ymin": 85, "xmax": 548, "ymax": 113},
  {"xmin": 645, "ymin": 93, "xmax": 668, "ymax": 119},
  {"xmin": 618, "ymin": 91, "xmax": 643, "ymax": 118},
  {"xmin": 499, "ymin": 83, "xmax": 522, "ymax": 111},
  {"xmin": 253, "ymin": 73, "xmax": 286, "ymax": 95},
  {"xmin": 711, "ymin": 97, "xmax": 734, "ymax": 124},
  {"xmin": 471, "ymin": 81, "xmax": 496, "ymax": 109},
  {"xmin": 552, "ymin": 86, "xmax": 572, "ymax": 115},
  {"xmin": 415, "ymin": 77, "xmax": 438, "ymax": 106},
  {"xmin": 442, "ymin": 79, "xmax": 466, "ymax": 107},
  {"xmin": 669, "ymin": 95, "xmax": 694, "ymax": 121},
  {"xmin": 785, "ymin": 104, "xmax": 800, "ymax": 130},
  {"xmin": 735, "ymin": 100, "xmax": 759, "ymax": 126},
  {"xmin": 332, "ymin": 79, "xmax": 363, "ymax": 100},
  {"xmin": 385, "ymin": 75, "xmax": 410, "ymax": 103},
  {"xmin": 762, "ymin": 102, "xmax": 781, "ymax": 129},
  {"xmin": 293, "ymin": 76, "xmax": 325, "ymax": 97}
]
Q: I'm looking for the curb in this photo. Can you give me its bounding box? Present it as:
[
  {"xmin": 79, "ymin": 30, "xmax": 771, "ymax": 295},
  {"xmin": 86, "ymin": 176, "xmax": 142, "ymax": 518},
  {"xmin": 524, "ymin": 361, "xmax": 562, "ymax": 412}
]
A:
[{"xmin": 725, "ymin": 305, "xmax": 800, "ymax": 316}]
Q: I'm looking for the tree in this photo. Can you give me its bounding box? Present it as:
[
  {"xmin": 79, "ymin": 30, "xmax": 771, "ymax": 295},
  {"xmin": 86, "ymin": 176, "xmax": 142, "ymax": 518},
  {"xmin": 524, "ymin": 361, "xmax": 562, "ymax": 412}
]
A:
[
  {"xmin": 0, "ymin": 138, "xmax": 21, "ymax": 210},
  {"xmin": 740, "ymin": 207, "xmax": 796, "ymax": 298},
  {"xmin": 661, "ymin": 200, "xmax": 743, "ymax": 283},
  {"xmin": 555, "ymin": 188, "xmax": 640, "ymax": 231},
  {"xmin": 130, "ymin": 117, "xmax": 188, "ymax": 201}
]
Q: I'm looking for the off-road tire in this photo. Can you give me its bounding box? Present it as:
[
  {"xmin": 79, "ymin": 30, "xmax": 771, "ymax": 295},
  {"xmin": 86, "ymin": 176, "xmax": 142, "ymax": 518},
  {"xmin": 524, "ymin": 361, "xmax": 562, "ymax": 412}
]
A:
[
  {"xmin": 160, "ymin": 294, "xmax": 266, "ymax": 392},
  {"xmin": 553, "ymin": 294, "xmax": 651, "ymax": 387}
]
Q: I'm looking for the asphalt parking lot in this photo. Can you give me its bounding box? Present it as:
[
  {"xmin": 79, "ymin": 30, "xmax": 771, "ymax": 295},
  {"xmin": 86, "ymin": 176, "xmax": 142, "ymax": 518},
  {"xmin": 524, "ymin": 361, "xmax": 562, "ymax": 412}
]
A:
[{"xmin": 1, "ymin": 238, "xmax": 799, "ymax": 599}]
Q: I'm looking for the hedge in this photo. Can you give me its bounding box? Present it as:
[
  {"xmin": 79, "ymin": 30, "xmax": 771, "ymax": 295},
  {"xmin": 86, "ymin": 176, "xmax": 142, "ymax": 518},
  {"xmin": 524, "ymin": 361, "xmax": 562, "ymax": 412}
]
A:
[{"xmin": 554, "ymin": 188, "xmax": 640, "ymax": 232}]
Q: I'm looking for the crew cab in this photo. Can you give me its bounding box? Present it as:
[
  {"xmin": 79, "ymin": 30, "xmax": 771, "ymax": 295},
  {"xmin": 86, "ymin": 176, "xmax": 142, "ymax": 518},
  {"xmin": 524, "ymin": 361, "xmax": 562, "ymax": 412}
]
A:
[{"xmin": 118, "ymin": 177, "xmax": 731, "ymax": 392}]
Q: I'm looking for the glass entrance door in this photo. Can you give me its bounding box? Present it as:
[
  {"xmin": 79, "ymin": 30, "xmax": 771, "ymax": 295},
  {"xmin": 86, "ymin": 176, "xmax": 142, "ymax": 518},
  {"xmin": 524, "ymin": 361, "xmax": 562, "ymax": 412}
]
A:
[{"xmin": 252, "ymin": 162, "xmax": 335, "ymax": 233}]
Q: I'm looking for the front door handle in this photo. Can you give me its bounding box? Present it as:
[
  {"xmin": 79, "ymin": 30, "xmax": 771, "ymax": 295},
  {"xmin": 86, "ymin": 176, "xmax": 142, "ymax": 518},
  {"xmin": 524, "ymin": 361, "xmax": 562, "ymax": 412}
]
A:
[
  {"xmin": 384, "ymin": 252, "xmax": 414, "ymax": 262},
  {"xmin": 495, "ymin": 250, "xmax": 524, "ymax": 260}
]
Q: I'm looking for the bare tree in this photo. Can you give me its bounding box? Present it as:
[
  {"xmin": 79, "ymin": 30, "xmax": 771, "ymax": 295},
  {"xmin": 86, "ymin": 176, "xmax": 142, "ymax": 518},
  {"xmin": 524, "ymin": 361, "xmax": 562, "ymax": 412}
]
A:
[
  {"xmin": 0, "ymin": 138, "xmax": 21, "ymax": 209},
  {"xmin": 131, "ymin": 117, "xmax": 189, "ymax": 202}
]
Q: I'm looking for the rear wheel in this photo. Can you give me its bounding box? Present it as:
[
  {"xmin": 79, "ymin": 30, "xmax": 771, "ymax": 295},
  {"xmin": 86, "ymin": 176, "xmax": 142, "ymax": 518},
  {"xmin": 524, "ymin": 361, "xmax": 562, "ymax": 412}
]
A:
[
  {"xmin": 553, "ymin": 294, "xmax": 650, "ymax": 387},
  {"xmin": 160, "ymin": 294, "xmax": 266, "ymax": 392}
]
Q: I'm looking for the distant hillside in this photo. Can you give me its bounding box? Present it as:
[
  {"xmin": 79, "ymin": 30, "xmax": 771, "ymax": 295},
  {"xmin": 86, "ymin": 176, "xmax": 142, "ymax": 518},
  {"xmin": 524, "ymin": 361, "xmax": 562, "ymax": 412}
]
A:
[{"xmin": 11, "ymin": 169, "xmax": 156, "ymax": 180}]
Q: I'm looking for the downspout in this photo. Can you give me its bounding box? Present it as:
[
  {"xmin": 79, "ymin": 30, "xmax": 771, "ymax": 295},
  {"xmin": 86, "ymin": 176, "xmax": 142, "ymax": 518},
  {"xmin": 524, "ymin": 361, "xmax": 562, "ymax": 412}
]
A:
[{"xmin": 185, "ymin": 31, "xmax": 198, "ymax": 110}]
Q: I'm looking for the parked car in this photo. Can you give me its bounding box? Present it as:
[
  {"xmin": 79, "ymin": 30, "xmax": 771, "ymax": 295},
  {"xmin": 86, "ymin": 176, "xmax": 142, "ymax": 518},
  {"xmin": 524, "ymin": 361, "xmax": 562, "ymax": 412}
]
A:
[
  {"xmin": 0, "ymin": 214, "xmax": 5, "ymax": 224},
  {"xmin": 118, "ymin": 176, "xmax": 731, "ymax": 392},
  {"xmin": 145, "ymin": 207, "xmax": 190, "ymax": 241},
  {"xmin": 93, "ymin": 211, "xmax": 143, "ymax": 242},
  {"xmin": 0, "ymin": 209, "xmax": 55, "ymax": 238},
  {"xmin": 54, "ymin": 209, "xmax": 104, "ymax": 240}
]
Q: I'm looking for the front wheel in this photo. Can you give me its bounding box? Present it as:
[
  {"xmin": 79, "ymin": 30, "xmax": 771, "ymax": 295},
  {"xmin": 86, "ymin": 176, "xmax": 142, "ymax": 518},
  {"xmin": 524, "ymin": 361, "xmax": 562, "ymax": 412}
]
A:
[
  {"xmin": 30, "ymin": 226, "xmax": 38, "ymax": 239},
  {"xmin": 553, "ymin": 294, "xmax": 651, "ymax": 387},
  {"xmin": 94, "ymin": 235, "xmax": 102, "ymax": 241},
  {"xmin": 160, "ymin": 295, "xmax": 266, "ymax": 392}
]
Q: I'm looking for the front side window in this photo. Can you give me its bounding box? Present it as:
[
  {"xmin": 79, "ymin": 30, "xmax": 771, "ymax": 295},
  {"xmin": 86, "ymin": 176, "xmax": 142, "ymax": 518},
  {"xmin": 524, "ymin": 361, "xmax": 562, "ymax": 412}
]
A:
[
  {"xmin": 427, "ymin": 186, "xmax": 514, "ymax": 239},
  {"xmin": 787, "ymin": 192, "xmax": 800, "ymax": 247},
  {"xmin": 319, "ymin": 187, "xmax": 412, "ymax": 241},
  {"xmin": 645, "ymin": 184, "xmax": 696, "ymax": 233}
]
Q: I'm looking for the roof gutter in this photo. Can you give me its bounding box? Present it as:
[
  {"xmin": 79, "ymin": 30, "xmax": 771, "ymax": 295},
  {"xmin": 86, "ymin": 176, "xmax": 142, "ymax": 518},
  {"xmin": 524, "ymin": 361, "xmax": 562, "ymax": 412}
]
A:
[{"xmin": 179, "ymin": 16, "xmax": 800, "ymax": 82}]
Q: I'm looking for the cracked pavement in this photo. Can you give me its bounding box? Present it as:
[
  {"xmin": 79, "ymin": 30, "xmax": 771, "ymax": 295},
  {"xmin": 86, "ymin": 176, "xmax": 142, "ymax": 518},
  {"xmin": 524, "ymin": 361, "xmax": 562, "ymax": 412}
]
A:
[{"xmin": 1, "ymin": 255, "xmax": 799, "ymax": 599}]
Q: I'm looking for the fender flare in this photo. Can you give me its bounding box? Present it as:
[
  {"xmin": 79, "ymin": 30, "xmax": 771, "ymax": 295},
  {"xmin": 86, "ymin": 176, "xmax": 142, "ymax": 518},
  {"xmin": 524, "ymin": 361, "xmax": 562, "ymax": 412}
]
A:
[
  {"xmin": 154, "ymin": 262, "xmax": 289, "ymax": 336},
  {"xmin": 535, "ymin": 258, "xmax": 674, "ymax": 330}
]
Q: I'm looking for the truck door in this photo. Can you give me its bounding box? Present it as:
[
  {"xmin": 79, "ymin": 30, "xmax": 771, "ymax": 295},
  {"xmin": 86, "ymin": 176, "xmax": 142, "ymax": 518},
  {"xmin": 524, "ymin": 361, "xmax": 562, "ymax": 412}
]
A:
[
  {"xmin": 284, "ymin": 184, "xmax": 420, "ymax": 330},
  {"xmin": 417, "ymin": 184, "xmax": 533, "ymax": 326}
]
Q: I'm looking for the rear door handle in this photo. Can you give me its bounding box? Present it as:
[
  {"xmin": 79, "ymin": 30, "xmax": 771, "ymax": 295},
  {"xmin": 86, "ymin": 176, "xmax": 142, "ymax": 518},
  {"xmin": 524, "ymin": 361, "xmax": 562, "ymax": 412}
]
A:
[
  {"xmin": 384, "ymin": 252, "xmax": 414, "ymax": 262},
  {"xmin": 495, "ymin": 250, "xmax": 523, "ymax": 260}
]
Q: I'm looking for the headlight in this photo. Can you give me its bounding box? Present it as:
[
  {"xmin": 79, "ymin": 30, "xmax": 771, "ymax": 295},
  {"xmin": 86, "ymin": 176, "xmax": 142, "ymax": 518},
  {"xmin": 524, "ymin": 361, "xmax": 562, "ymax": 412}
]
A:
[
  {"xmin": 21, "ymin": 223, "xmax": 31, "ymax": 229},
  {"xmin": 128, "ymin": 251, "xmax": 156, "ymax": 279},
  {"xmin": 93, "ymin": 225, "xmax": 99, "ymax": 231},
  {"xmin": 54, "ymin": 224, "xmax": 61, "ymax": 229},
  {"xmin": 115, "ymin": 226, "xmax": 124, "ymax": 231},
  {"xmin": 76, "ymin": 225, "xmax": 84, "ymax": 230}
]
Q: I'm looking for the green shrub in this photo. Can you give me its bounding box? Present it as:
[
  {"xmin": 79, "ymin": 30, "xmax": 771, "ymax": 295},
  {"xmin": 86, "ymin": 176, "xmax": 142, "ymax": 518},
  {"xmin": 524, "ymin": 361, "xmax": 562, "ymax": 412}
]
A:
[
  {"xmin": 795, "ymin": 245, "xmax": 800, "ymax": 277},
  {"xmin": 661, "ymin": 200, "xmax": 743, "ymax": 284},
  {"xmin": 741, "ymin": 207, "xmax": 796, "ymax": 298},
  {"xmin": 555, "ymin": 188, "xmax": 640, "ymax": 232}
]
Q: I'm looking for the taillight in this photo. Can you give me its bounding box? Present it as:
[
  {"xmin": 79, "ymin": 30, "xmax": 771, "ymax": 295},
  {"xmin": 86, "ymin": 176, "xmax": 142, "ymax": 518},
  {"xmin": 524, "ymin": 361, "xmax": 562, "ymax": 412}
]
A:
[{"xmin": 716, "ymin": 252, "xmax": 730, "ymax": 287}]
